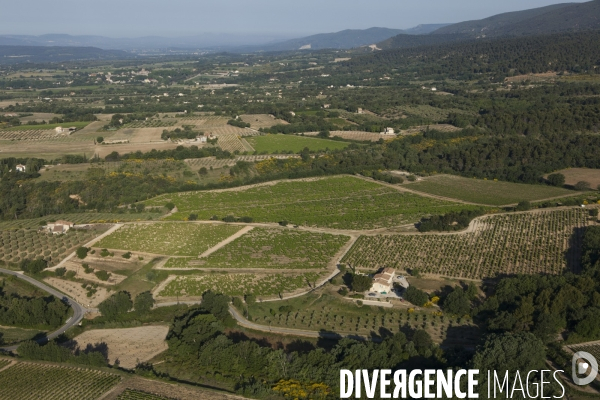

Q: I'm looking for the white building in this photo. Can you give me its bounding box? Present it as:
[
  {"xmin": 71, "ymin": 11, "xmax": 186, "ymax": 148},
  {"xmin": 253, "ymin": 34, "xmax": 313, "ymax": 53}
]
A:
[
  {"xmin": 55, "ymin": 127, "xmax": 64, "ymax": 134},
  {"xmin": 382, "ymin": 127, "xmax": 395, "ymax": 135},
  {"xmin": 46, "ymin": 220, "xmax": 74, "ymax": 235},
  {"xmin": 370, "ymin": 268, "xmax": 396, "ymax": 294},
  {"xmin": 15, "ymin": 164, "xmax": 26, "ymax": 172}
]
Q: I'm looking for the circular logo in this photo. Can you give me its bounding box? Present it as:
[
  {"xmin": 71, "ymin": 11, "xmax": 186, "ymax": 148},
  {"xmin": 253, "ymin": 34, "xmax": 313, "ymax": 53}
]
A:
[{"xmin": 572, "ymin": 351, "xmax": 599, "ymax": 386}]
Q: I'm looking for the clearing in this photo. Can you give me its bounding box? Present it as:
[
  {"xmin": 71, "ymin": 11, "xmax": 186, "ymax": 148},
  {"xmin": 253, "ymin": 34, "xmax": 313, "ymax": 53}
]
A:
[
  {"xmin": 545, "ymin": 168, "xmax": 600, "ymax": 189},
  {"xmin": 405, "ymin": 174, "xmax": 573, "ymax": 206},
  {"xmin": 73, "ymin": 326, "xmax": 169, "ymax": 369},
  {"xmin": 44, "ymin": 277, "xmax": 110, "ymax": 307}
]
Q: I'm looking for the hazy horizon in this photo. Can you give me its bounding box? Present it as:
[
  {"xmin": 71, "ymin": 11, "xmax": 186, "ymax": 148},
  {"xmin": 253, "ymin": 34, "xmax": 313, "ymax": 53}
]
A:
[{"xmin": 0, "ymin": 0, "xmax": 590, "ymax": 38}]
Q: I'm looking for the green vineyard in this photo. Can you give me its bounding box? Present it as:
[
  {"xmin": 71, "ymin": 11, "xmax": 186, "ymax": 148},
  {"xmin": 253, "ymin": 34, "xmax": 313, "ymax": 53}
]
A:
[
  {"xmin": 117, "ymin": 389, "xmax": 172, "ymax": 400},
  {"xmin": 160, "ymin": 271, "xmax": 326, "ymax": 297},
  {"xmin": 147, "ymin": 175, "xmax": 479, "ymax": 229},
  {"xmin": 343, "ymin": 208, "xmax": 594, "ymax": 279},
  {"xmin": 95, "ymin": 222, "xmax": 242, "ymax": 256},
  {"xmin": 0, "ymin": 362, "xmax": 120, "ymax": 399}
]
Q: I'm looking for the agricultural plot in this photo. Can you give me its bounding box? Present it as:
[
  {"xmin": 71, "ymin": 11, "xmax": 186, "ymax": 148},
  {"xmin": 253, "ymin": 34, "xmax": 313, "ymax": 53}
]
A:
[
  {"xmin": 0, "ymin": 326, "xmax": 45, "ymax": 346},
  {"xmin": 0, "ymin": 227, "xmax": 107, "ymax": 267},
  {"xmin": 123, "ymin": 120, "xmax": 177, "ymax": 129},
  {"xmin": 215, "ymin": 133, "xmax": 247, "ymax": 153},
  {"xmin": 58, "ymin": 259, "xmax": 128, "ymax": 285},
  {"xmin": 246, "ymin": 134, "xmax": 349, "ymax": 153},
  {"xmin": 569, "ymin": 343, "xmax": 600, "ymax": 363},
  {"xmin": 406, "ymin": 174, "xmax": 573, "ymax": 205},
  {"xmin": 0, "ymin": 359, "xmax": 10, "ymax": 369},
  {"xmin": 159, "ymin": 271, "xmax": 326, "ymax": 297},
  {"xmin": 0, "ymin": 129, "xmax": 57, "ymax": 141},
  {"xmin": 117, "ymin": 389, "xmax": 171, "ymax": 400},
  {"xmin": 189, "ymin": 228, "xmax": 349, "ymax": 270},
  {"xmin": 240, "ymin": 114, "xmax": 289, "ymax": 128},
  {"xmin": 0, "ymin": 362, "xmax": 120, "ymax": 400},
  {"xmin": 304, "ymin": 131, "xmax": 390, "ymax": 142},
  {"xmin": 343, "ymin": 208, "xmax": 594, "ymax": 279},
  {"xmin": 546, "ymin": 168, "xmax": 600, "ymax": 189},
  {"xmin": 95, "ymin": 223, "xmax": 242, "ymax": 256},
  {"xmin": 73, "ymin": 326, "xmax": 169, "ymax": 369},
  {"xmin": 248, "ymin": 293, "xmax": 479, "ymax": 345},
  {"xmin": 185, "ymin": 154, "xmax": 298, "ymax": 169},
  {"xmin": 148, "ymin": 176, "xmax": 479, "ymax": 229}
]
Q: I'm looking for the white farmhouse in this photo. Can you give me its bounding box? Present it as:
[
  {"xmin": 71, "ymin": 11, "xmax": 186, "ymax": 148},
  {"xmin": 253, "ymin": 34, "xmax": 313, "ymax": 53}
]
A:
[{"xmin": 370, "ymin": 268, "xmax": 396, "ymax": 294}]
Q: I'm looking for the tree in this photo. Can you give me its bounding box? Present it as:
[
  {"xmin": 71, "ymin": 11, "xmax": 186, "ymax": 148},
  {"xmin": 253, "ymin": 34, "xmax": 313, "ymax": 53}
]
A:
[
  {"xmin": 404, "ymin": 286, "xmax": 429, "ymax": 307},
  {"xmin": 575, "ymin": 181, "xmax": 591, "ymax": 191},
  {"xmin": 546, "ymin": 173, "xmax": 565, "ymax": 187},
  {"xmin": 351, "ymin": 274, "xmax": 372, "ymax": 292},
  {"xmin": 317, "ymin": 130, "xmax": 330, "ymax": 138},
  {"xmin": 20, "ymin": 258, "xmax": 48, "ymax": 274},
  {"xmin": 96, "ymin": 136, "xmax": 104, "ymax": 143},
  {"xmin": 199, "ymin": 167, "xmax": 208, "ymax": 175},
  {"xmin": 515, "ymin": 201, "xmax": 531, "ymax": 211},
  {"xmin": 94, "ymin": 270, "xmax": 111, "ymax": 281},
  {"xmin": 76, "ymin": 247, "xmax": 89, "ymax": 259},
  {"xmin": 245, "ymin": 294, "xmax": 256, "ymax": 306},
  {"xmin": 188, "ymin": 213, "xmax": 198, "ymax": 221},
  {"xmin": 134, "ymin": 291, "xmax": 155, "ymax": 314},
  {"xmin": 442, "ymin": 287, "xmax": 471, "ymax": 316},
  {"xmin": 98, "ymin": 291, "xmax": 132, "ymax": 319},
  {"xmin": 165, "ymin": 202, "xmax": 175, "ymax": 211},
  {"xmin": 55, "ymin": 267, "xmax": 66, "ymax": 277},
  {"xmin": 201, "ymin": 291, "xmax": 231, "ymax": 322}
]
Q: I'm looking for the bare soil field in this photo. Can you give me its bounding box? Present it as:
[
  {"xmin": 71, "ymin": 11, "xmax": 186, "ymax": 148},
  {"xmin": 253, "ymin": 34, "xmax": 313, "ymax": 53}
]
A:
[
  {"xmin": 109, "ymin": 127, "xmax": 165, "ymax": 143},
  {"xmin": 505, "ymin": 72, "xmax": 558, "ymax": 82},
  {"xmin": 44, "ymin": 277, "xmax": 110, "ymax": 307},
  {"xmin": 73, "ymin": 326, "xmax": 169, "ymax": 369},
  {"xmin": 95, "ymin": 142, "xmax": 180, "ymax": 158},
  {"xmin": 544, "ymin": 168, "xmax": 600, "ymax": 189}
]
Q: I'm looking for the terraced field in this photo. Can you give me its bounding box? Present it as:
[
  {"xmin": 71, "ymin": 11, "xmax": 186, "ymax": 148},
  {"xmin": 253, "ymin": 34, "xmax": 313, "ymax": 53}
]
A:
[
  {"xmin": 185, "ymin": 154, "xmax": 298, "ymax": 169},
  {"xmin": 95, "ymin": 222, "xmax": 242, "ymax": 256},
  {"xmin": 146, "ymin": 176, "xmax": 479, "ymax": 229},
  {"xmin": 159, "ymin": 271, "xmax": 326, "ymax": 297},
  {"xmin": 0, "ymin": 362, "xmax": 120, "ymax": 399},
  {"xmin": 406, "ymin": 174, "xmax": 573, "ymax": 205},
  {"xmin": 343, "ymin": 208, "xmax": 595, "ymax": 279}
]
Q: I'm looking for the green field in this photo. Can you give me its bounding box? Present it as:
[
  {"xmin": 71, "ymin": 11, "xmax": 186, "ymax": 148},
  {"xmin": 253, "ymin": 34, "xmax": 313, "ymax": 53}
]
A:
[
  {"xmin": 96, "ymin": 223, "xmax": 242, "ymax": 256},
  {"xmin": 246, "ymin": 134, "xmax": 349, "ymax": 153},
  {"xmin": 0, "ymin": 326, "xmax": 46, "ymax": 345},
  {"xmin": 343, "ymin": 208, "xmax": 593, "ymax": 279},
  {"xmin": 160, "ymin": 271, "xmax": 326, "ymax": 297},
  {"xmin": 146, "ymin": 176, "xmax": 480, "ymax": 229},
  {"xmin": 0, "ymin": 362, "xmax": 120, "ymax": 399},
  {"xmin": 5, "ymin": 121, "xmax": 91, "ymax": 131},
  {"xmin": 165, "ymin": 228, "xmax": 348, "ymax": 270},
  {"xmin": 406, "ymin": 175, "xmax": 574, "ymax": 206}
]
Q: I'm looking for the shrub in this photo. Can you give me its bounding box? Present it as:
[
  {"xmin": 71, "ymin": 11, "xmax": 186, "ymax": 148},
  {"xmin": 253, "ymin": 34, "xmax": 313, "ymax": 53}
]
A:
[
  {"xmin": 122, "ymin": 252, "xmax": 132, "ymax": 259},
  {"xmin": 100, "ymin": 248, "xmax": 110, "ymax": 257},
  {"xmin": 55, "ymin": 267, "xmax": 66, "ymax": 277},
  {"xmin": 546, "ymin": 173, "xmax": 565, "ymax": 187},
  {"xmin": 165, "ymin": 202, "xmax": 175, "ymax": 211},
  {"xmin": 65, "ymin": 270, "xmax": 76, "ymax": 279},
  {"xmin": 575, "ymin": 181, "xmax": 591, "ymax": 191},
  {"xmin": 76, "ymin": 247, "xmax": 89, "ymax": 259},
  {"xmin": 188, "ymin": 213, "xmax": 198, "ymax": 221},
  {"xmin": 404, "ymin": 286, "xmax": 429, "ymax": 307},
  {"xmin": 95, "ymin": 270, "xmax": 111, "ymax": 281}
]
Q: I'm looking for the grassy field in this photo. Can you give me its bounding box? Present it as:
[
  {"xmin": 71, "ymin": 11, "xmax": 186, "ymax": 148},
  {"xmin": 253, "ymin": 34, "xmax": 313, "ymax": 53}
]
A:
[
  {"xmin": 95, "ymin": 223, "xmax": 242, "ymax": 256},
  {"xmin": 246, "ymin": 134, "xmax": 349, "ymax": 153},
  {"xmin": 0, "ymin": 326, "xmax": 45, "ymax": 345},
  {"xmin": 159, "ymin": 271, "xmax": 326, "ymax": 297},
  {"xmin": 5, "ymin": 121, "xmax": 91, "ymax": 131},
  {"xmin": 0, "ymin": 362, "xmax": 120, "ymax": 399},
  {"xmin": 146, "ymin": 176, "xmax": 480, "ymax": 229},
  {"xmin": 545, "ymin": 168, "xmax": 600, "ymax": 189},
  {"xmin": 406, "ymin": 175, "xmax": 573, "ymax": 205},
  {"xmin": 0, "ymin": 226, "xmax": 108, "ymax": 267},
  {"xmin": 246, "ymin": 291, "xmax": 480, "ymax": 345},
  {"xmin": 343, "ymin": 208, "xmax": 594, "ymax": 279}
]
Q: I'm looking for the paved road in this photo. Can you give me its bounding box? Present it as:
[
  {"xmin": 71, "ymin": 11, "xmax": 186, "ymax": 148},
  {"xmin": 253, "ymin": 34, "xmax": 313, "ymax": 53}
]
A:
[{"xmin": 0, "ymin": 268, "xmax": 86, "ymax": 352}]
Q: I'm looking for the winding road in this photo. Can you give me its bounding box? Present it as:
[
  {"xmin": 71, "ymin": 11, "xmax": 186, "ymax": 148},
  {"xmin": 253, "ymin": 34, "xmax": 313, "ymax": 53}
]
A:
[{"xmin": 0, "ymin": 268, "xmax": 86, "ymax": 352}]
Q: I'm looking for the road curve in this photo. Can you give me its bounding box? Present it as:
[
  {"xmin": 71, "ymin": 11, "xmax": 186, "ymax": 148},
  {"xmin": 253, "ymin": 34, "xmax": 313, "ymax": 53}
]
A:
[{"xmin": 0, "ymin": 268, "xmax": 86, "ymax": 352}]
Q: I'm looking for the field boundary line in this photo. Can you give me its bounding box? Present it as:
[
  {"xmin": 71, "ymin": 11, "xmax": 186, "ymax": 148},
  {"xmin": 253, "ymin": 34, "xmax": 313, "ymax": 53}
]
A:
[
  {"xmin": 0, "ymin": 359, "xmax": 17, "ymax": 373},
  {"xmin": 198, "ymin": 226, "xmax": 253, "ymax": 258}
]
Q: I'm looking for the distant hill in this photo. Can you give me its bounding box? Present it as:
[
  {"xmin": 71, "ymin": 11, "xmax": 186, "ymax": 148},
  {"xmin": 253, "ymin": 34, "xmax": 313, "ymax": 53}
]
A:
[
  {"xmin": 0, "ymin": 45, "xmax": 131, "ymax": 64},
  {"xmin": 403, "ymin": 24, "xmax": 451, "ymax": 35},
  {"xmin": 432, "ymin": 1, "xmax": 600, "ymax": 37},
  {"xmin": 250, "ymin": 27, "xmax": 406, "ymax": 51},
  {"xmin": 378, "ymin": 1, "xmax": 600, "ymax": 50}
]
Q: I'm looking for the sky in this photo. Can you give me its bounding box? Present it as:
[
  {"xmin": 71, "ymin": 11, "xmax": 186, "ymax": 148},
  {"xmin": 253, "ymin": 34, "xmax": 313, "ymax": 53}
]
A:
[{"xmin": 0, "ymin": 0, "xmax": 590, "ymax": 38}]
